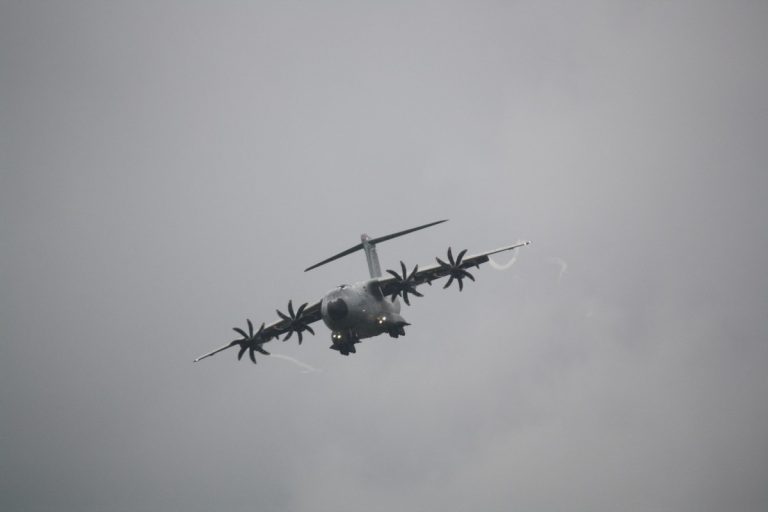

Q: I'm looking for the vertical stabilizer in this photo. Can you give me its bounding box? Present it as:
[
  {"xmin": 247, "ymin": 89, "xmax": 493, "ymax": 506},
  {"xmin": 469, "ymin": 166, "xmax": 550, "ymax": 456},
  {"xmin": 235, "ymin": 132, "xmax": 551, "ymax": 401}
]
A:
[{"xmin": 361, "ymin": 234, "xmax": 382, "ymax": 278}]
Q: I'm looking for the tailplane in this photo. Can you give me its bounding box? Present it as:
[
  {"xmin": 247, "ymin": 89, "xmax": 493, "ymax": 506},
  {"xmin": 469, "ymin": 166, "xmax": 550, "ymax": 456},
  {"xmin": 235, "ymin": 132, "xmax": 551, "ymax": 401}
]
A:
[{"xmin": 304, "ymin": 219, "xmax": 448, "ymax": 276}]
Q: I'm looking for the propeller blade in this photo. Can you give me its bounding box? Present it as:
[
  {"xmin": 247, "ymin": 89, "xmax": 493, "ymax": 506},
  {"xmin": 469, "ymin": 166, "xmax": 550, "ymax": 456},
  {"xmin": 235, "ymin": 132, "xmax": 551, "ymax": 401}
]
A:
[
  {"xmin": 385, "ymin": 262, "xmax": 423, "ymax": 306},
  {"xmin": 438, "ymin": 247, "xmax": 475, "ymax": 291},
  {"xmin": 456, "ymin": 249, "xmax": 468, "ymax": 266}
]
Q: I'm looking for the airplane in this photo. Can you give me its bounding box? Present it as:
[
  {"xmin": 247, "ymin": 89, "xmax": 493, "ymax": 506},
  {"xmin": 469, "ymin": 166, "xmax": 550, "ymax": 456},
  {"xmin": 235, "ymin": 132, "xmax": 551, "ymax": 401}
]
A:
[{"xmin": 194, "ymin": 219, "xmax": 530, "ymax": 363}]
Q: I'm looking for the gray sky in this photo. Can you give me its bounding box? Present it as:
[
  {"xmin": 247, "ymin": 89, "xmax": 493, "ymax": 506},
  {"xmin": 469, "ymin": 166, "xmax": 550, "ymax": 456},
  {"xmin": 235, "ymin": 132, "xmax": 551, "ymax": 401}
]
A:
[{"xmin": 2, "ymin": 1, "xmax": 767, "ymax": 511}]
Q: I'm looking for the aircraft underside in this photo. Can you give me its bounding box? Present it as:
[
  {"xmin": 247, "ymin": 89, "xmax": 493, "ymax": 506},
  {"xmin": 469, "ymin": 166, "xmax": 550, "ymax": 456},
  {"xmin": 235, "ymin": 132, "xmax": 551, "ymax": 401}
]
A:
[{"xmin": 322, "ymin": 280, "xmax": 409, "ymax": 355}]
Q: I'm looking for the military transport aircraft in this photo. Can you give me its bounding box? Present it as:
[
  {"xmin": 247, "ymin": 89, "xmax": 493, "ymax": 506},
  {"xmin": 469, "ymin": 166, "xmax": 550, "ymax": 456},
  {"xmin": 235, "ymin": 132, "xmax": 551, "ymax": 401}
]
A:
[{"xmin": 194, "ymin": 220, "xmax": 530, "ymax": 363}]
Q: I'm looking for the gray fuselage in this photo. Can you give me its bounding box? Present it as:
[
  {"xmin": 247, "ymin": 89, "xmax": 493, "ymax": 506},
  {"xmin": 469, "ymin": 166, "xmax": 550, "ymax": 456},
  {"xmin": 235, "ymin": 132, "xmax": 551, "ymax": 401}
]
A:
[{"xmin": 320, "ymin": 280, "xmax": 408, "ymax": 342}]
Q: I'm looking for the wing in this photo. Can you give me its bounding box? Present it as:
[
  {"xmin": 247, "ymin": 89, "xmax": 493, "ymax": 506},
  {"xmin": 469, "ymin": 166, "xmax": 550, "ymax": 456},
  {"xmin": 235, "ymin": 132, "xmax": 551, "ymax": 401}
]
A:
[
  {"xmin": 377, "ymin": 241, "xmax": 530, "ymax": 301},
  {"xmin": 194, "ymin": 299, "xmax": 323, "ymax": 364}
]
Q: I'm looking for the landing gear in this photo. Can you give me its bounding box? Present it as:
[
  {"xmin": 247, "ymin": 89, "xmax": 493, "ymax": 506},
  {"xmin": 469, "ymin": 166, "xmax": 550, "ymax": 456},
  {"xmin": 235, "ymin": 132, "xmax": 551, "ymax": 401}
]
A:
[
  {"xmin": 387, "ymin": 321, "xmax": 411, "ymax": 338},
  {"xmin": 330, "ymin": 330, "xmax": 360, "ymax": 356}
]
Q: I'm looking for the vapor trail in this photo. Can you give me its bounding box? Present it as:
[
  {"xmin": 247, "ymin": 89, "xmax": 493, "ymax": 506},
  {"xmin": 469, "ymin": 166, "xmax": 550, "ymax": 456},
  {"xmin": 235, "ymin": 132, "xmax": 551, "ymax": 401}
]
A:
[
  {"xmin": 489, "ymin": 254, "xmax": 517, "ymax": 270},
  {"xmin": 489, "ymin": 250, "xmax": 519, "ymax": 270},
  {"xmin": 548, "ymin": 257, "xmax": 568, "ymax": 282},
  {"xmin": 269, "ymin": 353, "xmax": 322, "ymax": 374}
]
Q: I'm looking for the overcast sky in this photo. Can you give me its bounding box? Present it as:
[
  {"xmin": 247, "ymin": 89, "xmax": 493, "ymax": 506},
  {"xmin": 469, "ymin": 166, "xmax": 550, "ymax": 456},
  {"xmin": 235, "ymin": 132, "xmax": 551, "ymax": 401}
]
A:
[{"xmin": 2, "ymin": 2, "xmax": 767, "ymax": 511}]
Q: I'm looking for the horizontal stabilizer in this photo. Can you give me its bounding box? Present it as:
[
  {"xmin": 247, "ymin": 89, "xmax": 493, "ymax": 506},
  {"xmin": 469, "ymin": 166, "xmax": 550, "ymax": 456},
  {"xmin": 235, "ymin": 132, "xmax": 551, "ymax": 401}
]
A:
[{"xmin": 304, "ymin": 219, "xmax": 447, "ymax": 272}]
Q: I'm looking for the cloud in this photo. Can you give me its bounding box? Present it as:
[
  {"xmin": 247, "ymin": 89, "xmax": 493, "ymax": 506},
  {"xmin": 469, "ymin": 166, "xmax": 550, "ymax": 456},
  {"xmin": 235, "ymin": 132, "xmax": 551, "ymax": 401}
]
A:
[{"xmin": 2, "ymin": 2, "xmax": 767, "ymax": 512}]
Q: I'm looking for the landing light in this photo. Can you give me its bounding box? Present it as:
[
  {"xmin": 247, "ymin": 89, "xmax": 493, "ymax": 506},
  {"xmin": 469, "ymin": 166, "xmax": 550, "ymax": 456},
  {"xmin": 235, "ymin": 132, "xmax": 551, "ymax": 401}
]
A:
[{"xmin": 376, "ymin": 316, "xmax": 387, "ymax": 325}]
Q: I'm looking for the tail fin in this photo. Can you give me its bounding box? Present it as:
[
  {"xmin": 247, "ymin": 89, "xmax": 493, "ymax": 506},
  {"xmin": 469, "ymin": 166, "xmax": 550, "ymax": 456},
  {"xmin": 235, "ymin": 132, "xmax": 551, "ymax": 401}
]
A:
[{"xmin": 304, "ymin": 219, "xmax": 448, "ymax": 273}]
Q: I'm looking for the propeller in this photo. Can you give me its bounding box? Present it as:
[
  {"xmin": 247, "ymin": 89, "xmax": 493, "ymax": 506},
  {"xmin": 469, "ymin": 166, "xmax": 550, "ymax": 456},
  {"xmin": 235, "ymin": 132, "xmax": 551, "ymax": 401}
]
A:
[
  {"xmin": 436, "ymin": 247, "xmax": 476, "ymax": 291},
  {"xmin": 276, "ymin": 300, "xmax": 315, "ymax": 344},
  {"xmin": 231, "ymin": 319, "xmax": 271, "ymax": 364},
  {"xmin": 385, "ymin": 261, "xmax": 423, "ymax": 305}
]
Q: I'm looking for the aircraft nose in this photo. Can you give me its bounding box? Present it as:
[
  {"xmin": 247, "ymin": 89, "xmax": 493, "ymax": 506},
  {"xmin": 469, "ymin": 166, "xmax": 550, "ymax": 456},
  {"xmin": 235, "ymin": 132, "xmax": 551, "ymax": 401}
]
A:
[{"xmin": 327, "ymin": 298, "xmax": 348, "ymax": 321}]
